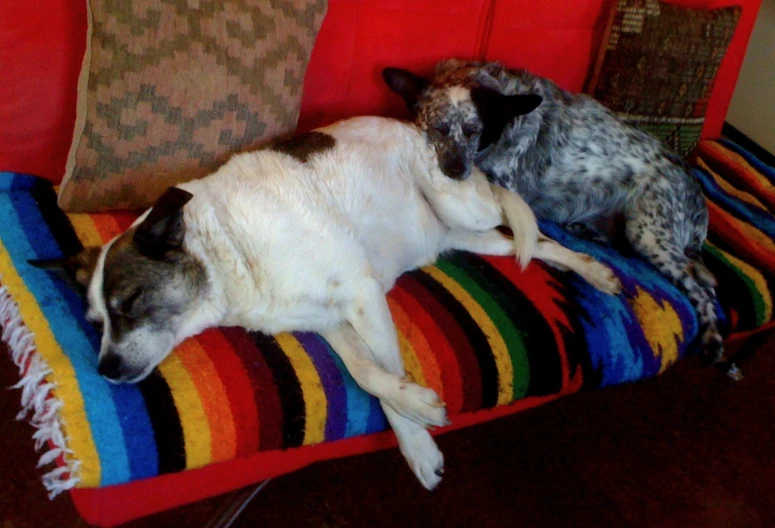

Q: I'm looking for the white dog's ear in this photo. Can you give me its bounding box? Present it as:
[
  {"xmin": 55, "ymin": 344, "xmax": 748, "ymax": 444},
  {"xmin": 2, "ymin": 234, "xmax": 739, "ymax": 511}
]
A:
[
  {"xmin": 134, "ymin": 187, "xmax": 193, "ymax": 258},
  {"xmin": 382, "ymin": 67, "xmax": 430, "ymax": 114},
  {"xmin": 471, "ymin": 87, "xmax": 543, "ymax": 150},
  {"xmin": 29, "ymin": 246, "xmax": 102, "ymax": 292}
]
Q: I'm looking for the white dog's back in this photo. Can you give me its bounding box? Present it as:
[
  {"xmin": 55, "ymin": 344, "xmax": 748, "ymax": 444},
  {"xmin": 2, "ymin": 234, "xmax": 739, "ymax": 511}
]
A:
[{"xmin": 178, "ymin": 117, "xmax": 471, "ymax": 335}]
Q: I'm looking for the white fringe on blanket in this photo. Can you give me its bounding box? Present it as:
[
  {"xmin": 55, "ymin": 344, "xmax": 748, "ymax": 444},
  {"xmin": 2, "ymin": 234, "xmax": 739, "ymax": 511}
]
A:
[{"xmin": 0, "ymin": 285, "xmax": 80, "ymax": 498}]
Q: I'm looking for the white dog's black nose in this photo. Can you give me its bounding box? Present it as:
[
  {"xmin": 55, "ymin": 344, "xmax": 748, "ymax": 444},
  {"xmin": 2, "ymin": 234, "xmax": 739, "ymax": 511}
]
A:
[{"xmin": 98, "ymin": 352, "xmax": 123, "ymax": 381}]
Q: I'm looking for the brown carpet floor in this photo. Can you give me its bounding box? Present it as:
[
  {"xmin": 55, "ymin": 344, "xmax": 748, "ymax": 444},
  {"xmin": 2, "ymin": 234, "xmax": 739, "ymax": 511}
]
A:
[{"xmin": 1, "ymin": 334, "xmax": 773, "ymax": 528}]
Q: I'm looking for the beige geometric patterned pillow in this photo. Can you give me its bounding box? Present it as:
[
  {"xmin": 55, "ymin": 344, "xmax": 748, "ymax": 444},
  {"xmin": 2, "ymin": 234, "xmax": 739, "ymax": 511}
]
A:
[{"xmin": 59, "ymin": 0, "xmax": 327, "ymax": 212}]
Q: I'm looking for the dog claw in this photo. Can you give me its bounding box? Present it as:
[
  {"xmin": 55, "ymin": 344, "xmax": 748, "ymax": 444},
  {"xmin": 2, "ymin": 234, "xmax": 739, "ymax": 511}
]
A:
[
  {"xmin": 725, "ymin": 363, "xmax": 744, "ymax": 381},
  {"xmin": 714, "ymin": 360, "xmax": 743, "ymax": 381},
  {"xmin": 430, "ymin": 400, "xmax": 447, "ymax": 408}
]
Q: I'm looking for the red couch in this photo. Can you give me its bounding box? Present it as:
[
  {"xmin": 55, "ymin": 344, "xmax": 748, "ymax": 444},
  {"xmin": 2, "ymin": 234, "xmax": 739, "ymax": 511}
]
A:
[{"xmin": 0, "ymin": 0, "xmax": 763, "ymax": 525}]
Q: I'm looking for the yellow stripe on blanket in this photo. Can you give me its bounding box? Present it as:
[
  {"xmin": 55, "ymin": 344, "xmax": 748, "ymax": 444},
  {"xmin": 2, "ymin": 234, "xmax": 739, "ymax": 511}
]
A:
[
  {"xmin": 69, "ymin": 214, "xmax": 109, "ymax": 248},
  {"xmin": 275, "ymin": 333, "xmax": 327, "ymax": 445},
  {"xmin": 0, "ymin": 239, "xmax": 101, "ymax": 486},
  {"xmin": 423, "ymin": 266, "xmax": 514, "ymax": 405},
  {"xmin": 157, "ymin": 346, "xmax": 212, "ymax": 470}
]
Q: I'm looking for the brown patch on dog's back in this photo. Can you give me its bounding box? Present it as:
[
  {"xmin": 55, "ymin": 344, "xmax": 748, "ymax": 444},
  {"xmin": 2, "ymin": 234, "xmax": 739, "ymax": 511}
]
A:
[{"xmin": 272, "ymin": 131, "xmax": 336, "ymax": 163}]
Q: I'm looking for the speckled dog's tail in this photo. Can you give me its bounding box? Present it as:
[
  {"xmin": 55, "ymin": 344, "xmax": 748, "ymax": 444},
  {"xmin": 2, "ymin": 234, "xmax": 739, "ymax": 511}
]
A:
[{"xmin": 627, "ymin": 223, "xmax": 738, "ymax": 378}]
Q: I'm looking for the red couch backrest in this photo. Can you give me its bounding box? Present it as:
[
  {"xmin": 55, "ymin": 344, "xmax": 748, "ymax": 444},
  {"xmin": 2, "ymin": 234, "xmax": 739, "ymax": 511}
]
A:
[
  {"xmin": 298, "ymin": 0, "xmax": 763, "ymax": 141},
  {"xmin": 297, "ymin": 0, "xmax": 611, "ymax": 132},
  {"xmin": 0, "ymin": 0, "xmax": 763, "ymax": 184}
]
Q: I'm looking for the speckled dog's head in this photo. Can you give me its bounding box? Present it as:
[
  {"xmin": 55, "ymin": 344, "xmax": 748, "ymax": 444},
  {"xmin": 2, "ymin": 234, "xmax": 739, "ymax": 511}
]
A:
[{"xmin": 382, "ymin": 65, "xmax": 541, "ymax": 180}]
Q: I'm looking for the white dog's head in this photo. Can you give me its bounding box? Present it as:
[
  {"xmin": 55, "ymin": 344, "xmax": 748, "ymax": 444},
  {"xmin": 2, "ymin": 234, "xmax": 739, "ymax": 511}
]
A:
[{"xmin": 34, "ymin": 187, "xmax": 209, "ymax": 383}]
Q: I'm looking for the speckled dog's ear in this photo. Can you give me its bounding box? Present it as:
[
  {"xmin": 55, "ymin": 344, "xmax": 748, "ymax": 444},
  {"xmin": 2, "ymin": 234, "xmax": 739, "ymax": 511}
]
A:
[
  {"xmin": 471, "ymin": 87, "xmax": 543, "ymax": 150},
  {"xmin": 433, "ymin": 58, "xmax": 469, "ymax": 79},
  {"xmin": 382, "ymin": 67, "xmax": 431, "ymax": 115}
]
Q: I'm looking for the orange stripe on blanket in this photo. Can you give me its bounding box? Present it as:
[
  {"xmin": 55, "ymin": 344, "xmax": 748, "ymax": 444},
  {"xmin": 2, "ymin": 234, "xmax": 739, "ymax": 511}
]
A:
[
  {"xmin": 89, "ymin": 213, "xmax": 123, "ymax": 243},
  {"xmin": 176, "ymin": 337, "xmax": 237, "ymax": 464},
  {"xmin": 391, "ymin": 286, "xmax": 464, "ymax": 413},
  {"xmin": 700, "ymin": 141, "xmax": 775, "ymax": 211},
  {"xmin": 388, "ymin": 297, "xmax": 440, "ymax": 397},
  {"xmin": 198, "ymin": 329, "xmax": 261, "ymax": 456},
  {"xmin": 707, "ymin": 201, "xmax": 775, "ymax": 273},
  {"xmin": 698, "ymin": 158, "xmax": 767, "ymax": 211}
]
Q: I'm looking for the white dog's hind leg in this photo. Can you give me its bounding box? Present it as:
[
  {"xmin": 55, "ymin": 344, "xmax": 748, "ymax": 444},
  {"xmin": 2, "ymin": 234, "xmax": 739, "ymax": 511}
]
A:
[{"xmin": 535, "ymin": 234, "xmax": 622, "ymax": 295}]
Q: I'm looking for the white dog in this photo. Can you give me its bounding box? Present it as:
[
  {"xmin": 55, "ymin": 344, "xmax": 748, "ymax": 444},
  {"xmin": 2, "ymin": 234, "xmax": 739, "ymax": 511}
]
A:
[{"xmin": 36, "ymin": 116, "xmax": 619, "ymax": 489}]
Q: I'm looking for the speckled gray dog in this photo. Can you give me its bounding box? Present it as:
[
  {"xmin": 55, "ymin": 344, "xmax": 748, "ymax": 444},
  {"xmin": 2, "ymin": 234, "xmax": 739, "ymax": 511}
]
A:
[{"xmin": 383, "ymin": 59, "xmax": 737, "ymax": 375}]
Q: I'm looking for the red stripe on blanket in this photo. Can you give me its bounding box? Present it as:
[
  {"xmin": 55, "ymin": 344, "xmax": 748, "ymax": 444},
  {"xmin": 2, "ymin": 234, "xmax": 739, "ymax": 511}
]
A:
[
  {"xmin": 399, "ymin": 275, "xmax": 483, "ymax": 412},
  {"xmin": 390, "ymin": 285, "xmax": 465, "ymax": 414},
  {"xmin": 203, "ymin": 328, "xmax": 261, "ymax": 458}
]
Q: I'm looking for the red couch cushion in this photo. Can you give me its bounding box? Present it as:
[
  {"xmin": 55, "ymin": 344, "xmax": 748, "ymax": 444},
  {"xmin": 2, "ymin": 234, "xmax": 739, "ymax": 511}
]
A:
[{"xmin": 0, "ymin": 1, "xmax": 87, "ymax": 182}]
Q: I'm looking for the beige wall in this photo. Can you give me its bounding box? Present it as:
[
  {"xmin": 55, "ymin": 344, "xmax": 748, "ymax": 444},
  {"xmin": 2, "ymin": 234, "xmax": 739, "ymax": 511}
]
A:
[{"xmin": 726, "ymin": 0, "xmax": 775, "ymax": 153}]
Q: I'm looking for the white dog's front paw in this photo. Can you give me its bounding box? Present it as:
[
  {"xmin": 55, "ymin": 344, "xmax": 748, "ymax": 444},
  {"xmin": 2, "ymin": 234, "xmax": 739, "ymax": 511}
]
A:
[
  {"xmin": 388, "ymin": 379, "xmax": 448, "ymax": 428},
  {"xmin": 400, "ymin": 427, "xmax": 445, "ymax": 491}
]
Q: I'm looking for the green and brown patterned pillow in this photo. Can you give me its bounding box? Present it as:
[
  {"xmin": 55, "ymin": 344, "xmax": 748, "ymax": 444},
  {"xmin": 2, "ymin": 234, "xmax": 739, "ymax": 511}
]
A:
[
  {"xmin": 586, "ymin": 0, "xmax": 741, "ymax": 158},
  {"xmin": 59, "ymin": 0, "xmax": 327, "ymax": 212}
]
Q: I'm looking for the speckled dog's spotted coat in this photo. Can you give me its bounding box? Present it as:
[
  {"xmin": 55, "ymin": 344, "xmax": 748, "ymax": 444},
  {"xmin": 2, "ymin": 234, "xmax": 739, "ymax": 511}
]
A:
[{"xmin": 383, "ymin": 59, "xmax": 735, "ymax": 373}]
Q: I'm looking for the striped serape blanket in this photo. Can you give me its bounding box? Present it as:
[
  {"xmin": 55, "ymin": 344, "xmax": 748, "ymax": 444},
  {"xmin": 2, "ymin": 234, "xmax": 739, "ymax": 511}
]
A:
[{"xmin": 1, "ymin": 139, "xmax": 773, "ymax": 497}]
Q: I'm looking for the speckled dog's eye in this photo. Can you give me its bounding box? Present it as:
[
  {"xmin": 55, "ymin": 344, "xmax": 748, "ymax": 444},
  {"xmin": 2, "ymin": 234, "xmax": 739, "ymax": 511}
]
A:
[
  {"xmin": 433, "ymin": 123, "xmax": 450, "ymax": 135},
  {"xmin": 462, "ymin": 126, "xmax": 479, "ymax": 138}
]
